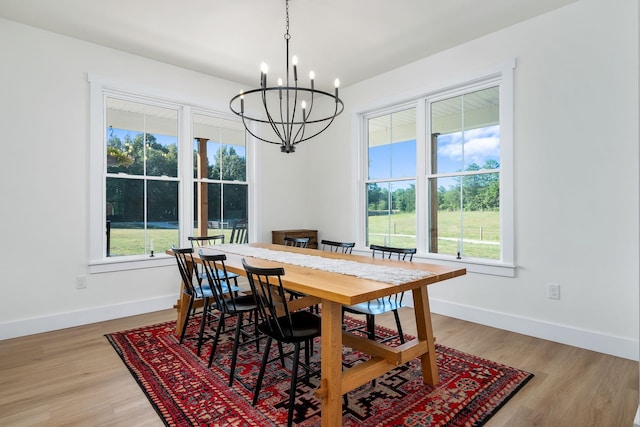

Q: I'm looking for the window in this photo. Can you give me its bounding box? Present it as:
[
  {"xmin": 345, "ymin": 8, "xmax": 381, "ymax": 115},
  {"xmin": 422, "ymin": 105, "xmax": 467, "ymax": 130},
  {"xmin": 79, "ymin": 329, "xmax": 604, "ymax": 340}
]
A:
[
  {"xmin": 89, "ymin": 75, "xmax": 248, "ymax": 272},
  {"xmin": 192, "ymin": 113, "xmax": 248, "ymax": 240},
  {"xmin": 366, "ymin": 107, "xmax": 417, "ymax": 248},
  {"xmin": 361, "ymin": 62, "xmax": 514, "ymax": 275},
  {"xmin": 105, "ymin": 97, "xmax": 180, "ymax": 257}
]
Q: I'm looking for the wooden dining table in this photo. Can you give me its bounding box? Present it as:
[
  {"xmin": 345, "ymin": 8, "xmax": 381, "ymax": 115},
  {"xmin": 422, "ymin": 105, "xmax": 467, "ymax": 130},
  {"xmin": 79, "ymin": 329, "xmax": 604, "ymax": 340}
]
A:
[{"xmin": 170, "ymin": 243, "xmax": 466, "ymax": 427}]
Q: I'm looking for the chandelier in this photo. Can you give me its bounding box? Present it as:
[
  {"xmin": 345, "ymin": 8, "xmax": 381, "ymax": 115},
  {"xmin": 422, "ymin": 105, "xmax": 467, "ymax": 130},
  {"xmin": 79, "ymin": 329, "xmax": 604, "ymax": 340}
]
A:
[{"xmin": 229, "ymin": 0, "xmax": 344, "ymax": 153}]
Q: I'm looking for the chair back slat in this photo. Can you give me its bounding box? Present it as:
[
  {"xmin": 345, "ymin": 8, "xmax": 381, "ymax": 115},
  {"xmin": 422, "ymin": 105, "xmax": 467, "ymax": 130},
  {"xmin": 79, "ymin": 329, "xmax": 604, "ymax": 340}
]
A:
[
  {"xmin": 321, "ymin": 239, "xmax": 355, "ymax": 254},
  {"xmin": 242, "ymin": 259, "xmax": 293, "ymax": 339}
]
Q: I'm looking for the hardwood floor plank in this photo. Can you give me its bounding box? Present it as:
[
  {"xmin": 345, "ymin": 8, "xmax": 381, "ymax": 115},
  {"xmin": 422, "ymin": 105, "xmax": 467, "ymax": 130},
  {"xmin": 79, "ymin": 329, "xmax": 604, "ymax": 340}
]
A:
[{"xmin": 0, "ymin": 308, "xmax": 636, "ymax": 426}]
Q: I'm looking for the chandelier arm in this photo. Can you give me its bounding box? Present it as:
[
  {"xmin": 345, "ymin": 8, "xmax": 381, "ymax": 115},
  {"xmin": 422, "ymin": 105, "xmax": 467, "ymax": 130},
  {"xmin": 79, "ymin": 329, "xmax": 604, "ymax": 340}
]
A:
[
  {"xmin": 262, "ymin": 88, "xmax": 286, "ymax": 143},
  {"xmin": 241, "ymin": 115, "xmax": 284, "ymax": 145},
  {"xmin": 292, "ymin": 102, "xmax": 308, "ymax": 143},
  {"xmin": 292, "ymin": 101, "xmax": 342, "ymax": 145}
]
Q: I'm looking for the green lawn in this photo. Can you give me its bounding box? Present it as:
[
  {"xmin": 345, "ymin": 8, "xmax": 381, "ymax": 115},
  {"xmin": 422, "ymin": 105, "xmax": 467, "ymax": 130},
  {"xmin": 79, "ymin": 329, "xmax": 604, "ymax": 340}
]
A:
[
  {"xmin": 368, "ymin": 210, "xmax": 500, "ymax": 259},
  {"xmin": 108, "ymin": 210, "xmax": 500, "ymax": 259}
]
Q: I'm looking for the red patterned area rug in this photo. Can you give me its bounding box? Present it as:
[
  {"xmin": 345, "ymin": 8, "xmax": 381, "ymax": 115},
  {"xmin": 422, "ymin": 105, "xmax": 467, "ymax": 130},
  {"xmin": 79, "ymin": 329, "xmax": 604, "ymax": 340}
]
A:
[{"xmin": 106, "ymin": 315, "xmax": 532, "ymax": 426}]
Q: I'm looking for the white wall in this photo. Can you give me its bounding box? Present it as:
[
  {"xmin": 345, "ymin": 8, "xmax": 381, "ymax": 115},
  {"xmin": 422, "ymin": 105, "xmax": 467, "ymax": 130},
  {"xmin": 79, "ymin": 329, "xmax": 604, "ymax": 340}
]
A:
[
  {"xmin": 300, "ymin": 0, "xmax": 639, "ymax": 360},
  {"xmin": 0, "ymin": 18, "xmax": 245, "ymax": 337},
  {"xmin": 1, "ymin": 0, "xmax": 638, "ymax": 363}
]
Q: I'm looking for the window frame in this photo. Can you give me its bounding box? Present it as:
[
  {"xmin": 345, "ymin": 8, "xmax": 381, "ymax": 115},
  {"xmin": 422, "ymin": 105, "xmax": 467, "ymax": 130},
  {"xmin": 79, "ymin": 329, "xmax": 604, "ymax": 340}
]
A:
[
  {"xmin": 88, "ymin": 74, "xmax": 252, "ymax": 273},
  {"xmin": 357, "ymin": 60, "xmax": 515, "ymax": 276}
]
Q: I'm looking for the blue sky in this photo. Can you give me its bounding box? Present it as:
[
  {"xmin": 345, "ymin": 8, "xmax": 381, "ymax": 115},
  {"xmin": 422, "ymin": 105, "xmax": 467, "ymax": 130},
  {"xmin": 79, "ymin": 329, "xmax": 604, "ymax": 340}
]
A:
[{"xmin": 369, "ymin": 125, "xmax": 500, "ymax": 183}]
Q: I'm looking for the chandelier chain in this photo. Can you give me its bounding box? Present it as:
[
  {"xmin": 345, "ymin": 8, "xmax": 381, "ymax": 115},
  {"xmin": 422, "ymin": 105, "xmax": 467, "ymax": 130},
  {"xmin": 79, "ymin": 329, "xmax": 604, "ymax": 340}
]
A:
[{"xmin": 284, "ymin": 0, "xmax": 291, "ymax": 40}]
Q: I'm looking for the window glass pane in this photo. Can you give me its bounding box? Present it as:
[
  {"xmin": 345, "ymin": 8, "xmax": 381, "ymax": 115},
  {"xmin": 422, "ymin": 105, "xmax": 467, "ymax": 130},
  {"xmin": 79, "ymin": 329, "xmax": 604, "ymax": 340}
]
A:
[
  {"xmin": 428, "ymin": 176, "xmax": 461, "ymax": 257},
  {"xmin": 431, "ymin": 95, "xmax": 463, "ymax": 174},
  {"xmin": 367, "ymin": 180, "xmax": 416, "ymax": 248},
  {"xmin": 106, "ymin": 178, "xmax": 144, "ymax": 256},
  {"xmin": 193, "ymin": 114, "xmax": 246, "ymax": 181},
  {"xmin": 368, "ymin": 108, "xmax": 416, "ymax": 180},
  {"xmin": 106, "ymin": 98, "xmax": 178, "ymax": 177},
  {"xmin": 147, "ymin": 180, "xmax": 179, "ymax": 253},
  {"xmin": 193, "ymin": 182, "xmax": 248, "ymax": 240},
  {"xmin": 428, "ymin": 173, "xmax": 500, "ymax": 259},
  {"xmin": 431, "ymin": 87, "xmax": 499, "ymax": 174},
  {"xmin": 462, "ymin": 172, "xmax": 500, "ymax": 259},
  {"xmin": 106, "ymin": 178, "xmax": 178, "ymax": 256}
]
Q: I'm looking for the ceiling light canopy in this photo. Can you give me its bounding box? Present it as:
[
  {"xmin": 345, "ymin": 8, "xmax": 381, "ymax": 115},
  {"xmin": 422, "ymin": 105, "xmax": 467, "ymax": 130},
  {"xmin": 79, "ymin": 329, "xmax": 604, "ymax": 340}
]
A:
[{"xmin": 229, "ymin": 0, "xmax": 344, "ymax": 153}]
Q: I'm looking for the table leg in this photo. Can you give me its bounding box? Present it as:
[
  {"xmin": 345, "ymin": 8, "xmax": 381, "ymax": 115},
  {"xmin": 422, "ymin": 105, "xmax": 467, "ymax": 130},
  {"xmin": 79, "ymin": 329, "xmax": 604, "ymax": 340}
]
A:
[
  {"xmin": 174, "ymin": 288, "xmax": 190, "ymax": 335},
  {"xmin": 412, "ymin": 286, "xmax": 439, "ymax": 385},
  {"xmin": 320, "ymin": 299, "xmax": 343, "ymax": 427}
]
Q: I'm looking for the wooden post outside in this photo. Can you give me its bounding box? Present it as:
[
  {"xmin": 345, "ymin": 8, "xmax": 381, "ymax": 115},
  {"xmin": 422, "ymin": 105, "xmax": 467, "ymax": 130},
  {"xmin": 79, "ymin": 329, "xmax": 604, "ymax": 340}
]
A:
[{"xmin": 196, "ymin": 138, "xmax": 208, "ymax": 238}]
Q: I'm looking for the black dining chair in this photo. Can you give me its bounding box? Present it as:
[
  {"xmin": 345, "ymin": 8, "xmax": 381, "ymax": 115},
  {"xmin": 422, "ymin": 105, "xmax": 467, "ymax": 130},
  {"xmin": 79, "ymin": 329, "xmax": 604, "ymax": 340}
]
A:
[
  {"xmin": 242, "ymin": 258, "xmax": 321, "ymax": 427},
  {"xmin": 283, "ymin": 236, "xmax": 310, "ymax": 248},
  {"xmin": 200, "ymin": 251, "xmax": 262, "ymax": 386},
  {"xmin": 188, "ymin": 235, "xmax": 241, "ymax": 295},
  {"xmin": 283, "ymin": 235, "xmax": 315, "ymax": 310},
  {"xmin": 172, "ymin": 247, "xmax": 215, "ymax": 353},
  {"xmin": 230, "ymin": 219, "xmax": 249, "ymax": 244},
  {"xmin": 321, "ymin": 239, "xmax": 355, "ymax": 254},
  {"xmin": 343, "ymin": 244, "xmax": 416, "ymax": 344}
]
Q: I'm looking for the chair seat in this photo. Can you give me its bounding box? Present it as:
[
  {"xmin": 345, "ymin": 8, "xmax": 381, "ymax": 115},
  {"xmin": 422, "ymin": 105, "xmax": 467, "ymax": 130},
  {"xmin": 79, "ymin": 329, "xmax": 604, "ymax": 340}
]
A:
[
  {"xmin": 344, "ymin": 298, "xmax": 406, "ymax": 316},
  {"xmin": 258, "ymin": 311, "xmax": 321, "ymax": 343},
  {"xmin": 186, "ymin": 284, "xmax": 214, "ymax": 300},
  {"xmin": 199, "ymin": 274, "xmax": 241, "ymax": 293},
  {"xmin": 221, "ymin": 295, "xmax": 258, "ymax": 313}
]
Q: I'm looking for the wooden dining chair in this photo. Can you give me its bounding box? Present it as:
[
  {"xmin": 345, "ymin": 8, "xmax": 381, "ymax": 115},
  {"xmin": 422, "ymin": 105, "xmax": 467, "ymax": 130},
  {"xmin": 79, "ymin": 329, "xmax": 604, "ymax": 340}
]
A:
[
  {"xmin": 283, "ymin": 236, "xmax": 310, "ymax": 248},
  {"xmin": 321, "ymin": 239, "xmax": 355, "ymax": 254},
  {"xmin": 242, "ymin": 258, "xmax": 321, "ymax": 427},
  {"xmin": 200, "ymin": 251, "xmax": 262, "ymax": 386},
  {"xmin": 343, "ymin": 244, "xmax": 417, "ymax": 344}
]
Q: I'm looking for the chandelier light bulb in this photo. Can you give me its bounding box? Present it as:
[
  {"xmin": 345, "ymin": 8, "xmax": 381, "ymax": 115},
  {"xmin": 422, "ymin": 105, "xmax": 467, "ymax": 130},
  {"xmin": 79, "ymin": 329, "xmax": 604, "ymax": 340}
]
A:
[
  {"xmin": 277, "ymin": 78, "xmax": 283, "ymax": 86},
  {"xmin": 334, "ymin": 78, "xmax": 340, "ymax": 88},
  {"xmin": 260, "ymin": 62, "xmax": 269, "ymax": 74},
  {"xmin": 301, "ymin": 100, "xmax": 306, "ymax": 110},
  {"xmin": 292, "ymin": 56, "xmax": 298, "ymax": 66},
  {"xmin": 309, "ymin": 71, "xmax": 315, "ymax": 80}
]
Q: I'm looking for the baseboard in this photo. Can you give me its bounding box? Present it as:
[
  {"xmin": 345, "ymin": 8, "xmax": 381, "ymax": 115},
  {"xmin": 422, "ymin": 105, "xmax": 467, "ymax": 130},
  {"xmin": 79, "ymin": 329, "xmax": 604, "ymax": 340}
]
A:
[
  {"xmin": 429, "ymin": 299, "xmax": 639, "ymax": 361},
  {"xmin": 0, "ymin": 295, "xmax": 178, "ymax": 340}
]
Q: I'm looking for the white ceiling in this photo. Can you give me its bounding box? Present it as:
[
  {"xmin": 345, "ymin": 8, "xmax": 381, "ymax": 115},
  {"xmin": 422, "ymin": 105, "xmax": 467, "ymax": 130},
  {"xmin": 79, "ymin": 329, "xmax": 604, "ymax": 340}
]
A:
[{"xmin": 0, "ymin": 0, "xmax": 576, "ymax": 91}]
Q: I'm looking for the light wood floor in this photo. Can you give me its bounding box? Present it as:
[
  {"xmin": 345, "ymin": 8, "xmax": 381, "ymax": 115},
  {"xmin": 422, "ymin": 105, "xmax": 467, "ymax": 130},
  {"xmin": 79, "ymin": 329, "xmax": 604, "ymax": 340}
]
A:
[{"xmin": 0, "ymin": 308, "xmax": 637, "ymax": 426}]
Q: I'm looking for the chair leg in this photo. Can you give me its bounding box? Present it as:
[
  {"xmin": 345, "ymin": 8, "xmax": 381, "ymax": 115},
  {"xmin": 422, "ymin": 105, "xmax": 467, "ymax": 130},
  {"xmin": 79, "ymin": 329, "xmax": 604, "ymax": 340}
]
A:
[
  {"xmin": 392, "ymin": 309, "xmax": 405, "ymax": 344},
  {"xmin": 277, "ymin": 341, "xmax": 286, "ymax": 368},
  {"xmin": 179, "ymin": 297, "xmax": 194, "ymax": 344},
  {"xmin": 207, "ymin": 313, "xmax": 226, "ymax": 368},
  {"xmin": 253, "ymin": 336, "xmax": 273, "ymax": 406},
  {"xmin": 196, "ymin": 298, "xmax": 210, "ymax": 355},
  {"xmin": 228, "ymin": 313, "xmax": 244, "ymax": 386},
  {"xmin": 287, "ymin": 342, "xmax": 301, "ymax": 427}
]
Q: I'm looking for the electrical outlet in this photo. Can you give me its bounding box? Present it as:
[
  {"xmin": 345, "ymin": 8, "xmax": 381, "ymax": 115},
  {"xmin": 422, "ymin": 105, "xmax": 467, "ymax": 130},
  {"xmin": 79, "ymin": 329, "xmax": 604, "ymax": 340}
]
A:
[
  {"xmin": 548, "ymin": 283, "xmax": 560, "ymax": 300},
  {"xmin": 76, "ymin": 275, "xmax": 87, "ymax": 290}
]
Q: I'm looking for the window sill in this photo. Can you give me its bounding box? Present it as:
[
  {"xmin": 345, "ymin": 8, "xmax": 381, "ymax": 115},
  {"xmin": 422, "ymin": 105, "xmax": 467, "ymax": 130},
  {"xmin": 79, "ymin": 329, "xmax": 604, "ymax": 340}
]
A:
[{"xmin": 89, "ymin": 253, "xmax": 174, "ymax": 274}]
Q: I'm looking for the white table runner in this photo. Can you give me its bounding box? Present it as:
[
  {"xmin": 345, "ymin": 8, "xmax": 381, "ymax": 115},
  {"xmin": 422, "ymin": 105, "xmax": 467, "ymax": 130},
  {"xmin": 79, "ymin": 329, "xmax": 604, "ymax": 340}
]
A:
[{"xmin": 203, "ymin": 244, "xmax": 432, "ymax": 285}]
